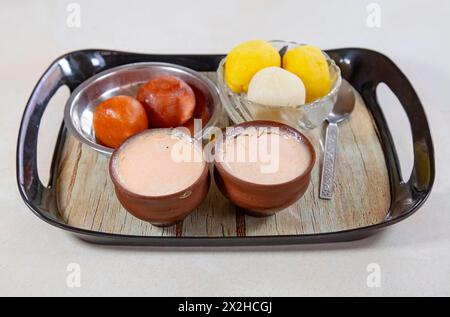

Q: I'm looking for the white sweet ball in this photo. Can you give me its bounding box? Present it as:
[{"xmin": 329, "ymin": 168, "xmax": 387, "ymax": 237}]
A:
[{"xmin": 246, "ymin": 66, "xmax": 306, "ymax": 107}]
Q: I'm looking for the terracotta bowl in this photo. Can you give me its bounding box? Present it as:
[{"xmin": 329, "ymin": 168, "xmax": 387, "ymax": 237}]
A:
[
  {"xmin": 109, "ymin": 130, "xmax": 210, "ymax": 226},
  {"xmin": 214, "ymin": 121, "xmax": 316, "ymax": 216}
]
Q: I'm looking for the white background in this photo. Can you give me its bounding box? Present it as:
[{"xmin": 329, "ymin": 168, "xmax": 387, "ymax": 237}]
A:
[{"xmin": 1, "ymin": 0, "xmax": 449, "ymax": 296}]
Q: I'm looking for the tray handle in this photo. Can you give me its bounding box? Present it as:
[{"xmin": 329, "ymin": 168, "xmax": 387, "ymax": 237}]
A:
[
  {"xmin": 335, "ymin": 49, "xmax": 435, "ymax": 219},
  {"xmin": 16, "ymin": 56, "xmax": 92, "ymax": 220}
]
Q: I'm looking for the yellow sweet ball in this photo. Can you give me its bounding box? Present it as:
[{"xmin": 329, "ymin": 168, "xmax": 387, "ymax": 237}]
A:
[
  {"xmin": 225, "ymin": 40, "xmax": 281, "ymax": 93},
  {"xmin": 282, "ymin": 45, "xmax": 331, "ymax": 103}
]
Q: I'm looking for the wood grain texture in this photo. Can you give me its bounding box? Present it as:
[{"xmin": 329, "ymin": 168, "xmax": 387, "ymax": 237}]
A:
[{"xmin": 56, "ymin": 72, "xmax": 390, "ymax": 237}]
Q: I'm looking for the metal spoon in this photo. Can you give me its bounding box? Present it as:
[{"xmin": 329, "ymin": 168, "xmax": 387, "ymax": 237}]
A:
[{"xmin": 319, "ymin": 79, "xmax": 355, "ymax": 200}]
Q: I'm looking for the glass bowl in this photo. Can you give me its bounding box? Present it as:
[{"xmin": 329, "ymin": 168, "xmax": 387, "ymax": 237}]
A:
[{"xmin": 216, "ymin": 40, "xmax": 341, "ymax": 129}]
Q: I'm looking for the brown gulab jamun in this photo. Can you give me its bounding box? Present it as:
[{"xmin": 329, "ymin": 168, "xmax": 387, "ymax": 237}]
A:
[
  {"xmin": 136, "ymin": 75, "xmax": 195, "ymax": 128},
  {"xmin": 93, "ymin": 95, "xmax": 148, "ymax": 149}
]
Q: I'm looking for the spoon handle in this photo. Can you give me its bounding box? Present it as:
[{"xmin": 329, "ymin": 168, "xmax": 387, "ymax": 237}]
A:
[{"xmin": 320, "ymin": 122, "xmax": 339, "ymax": 200}]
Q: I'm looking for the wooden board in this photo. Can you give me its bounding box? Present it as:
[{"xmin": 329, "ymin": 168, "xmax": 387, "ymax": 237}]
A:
[{"xmin": 55, "ymin": 73, "xmax": 390, "ymax": 237}]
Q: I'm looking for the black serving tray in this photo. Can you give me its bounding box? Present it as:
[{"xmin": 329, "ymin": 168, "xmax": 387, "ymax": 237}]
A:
[{"xmin": 16, "ymin": 49, "xmax": 435, "ymax": 246}]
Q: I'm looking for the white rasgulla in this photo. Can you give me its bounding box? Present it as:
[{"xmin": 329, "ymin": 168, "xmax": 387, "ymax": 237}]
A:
[{"xmin": 246, "ymin": 66, "xmax": 306, "ymax": 107}]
